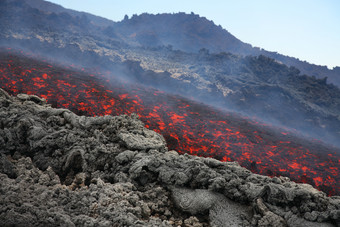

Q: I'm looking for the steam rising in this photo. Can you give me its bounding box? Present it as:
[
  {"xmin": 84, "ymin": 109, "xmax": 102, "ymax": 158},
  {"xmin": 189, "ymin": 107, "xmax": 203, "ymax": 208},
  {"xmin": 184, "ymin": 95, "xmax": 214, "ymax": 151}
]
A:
[
  {"xmin": 1, "ymin": 0, "xmax": 340, "ymax": 195},
  {"xmin": 1, "ymin": 48, "xmax": 339, "ymax": 195}
]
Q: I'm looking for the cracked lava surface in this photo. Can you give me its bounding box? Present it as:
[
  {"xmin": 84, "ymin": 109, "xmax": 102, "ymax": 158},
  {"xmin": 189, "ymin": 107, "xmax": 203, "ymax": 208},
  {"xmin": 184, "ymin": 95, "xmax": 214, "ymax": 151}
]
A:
[{"xmin": 1, "ymin": 48, "xmax": 339, "ymax": 196}]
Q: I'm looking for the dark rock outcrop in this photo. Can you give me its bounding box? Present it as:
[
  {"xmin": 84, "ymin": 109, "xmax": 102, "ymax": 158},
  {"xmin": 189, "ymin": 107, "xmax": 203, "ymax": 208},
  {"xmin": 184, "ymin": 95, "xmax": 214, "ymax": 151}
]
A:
[
  {"xmin": 0, "ymin": 88, "xmax": 339, "ymax": 226},
  {"xmin": 2, "ymin": 0, "xmax": 340, "ymax": 146}
]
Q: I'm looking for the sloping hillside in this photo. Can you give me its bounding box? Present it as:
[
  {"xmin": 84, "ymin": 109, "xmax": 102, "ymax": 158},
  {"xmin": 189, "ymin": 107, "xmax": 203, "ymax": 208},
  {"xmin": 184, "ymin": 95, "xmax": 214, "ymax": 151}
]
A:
[
  {"xmin": 113, "ymin": 13, "xmax": 340, "ymax": 85},
  {"xmin": 1, "ymin": 89, "xmax": 339, "ymax": 226},
  {"xmin": 8, "ymin": 0, "xmax": 340, "ymax": 85},
  {"xmin": 1, "ymin": 0, "xmax": 340, "ymax": 146}
]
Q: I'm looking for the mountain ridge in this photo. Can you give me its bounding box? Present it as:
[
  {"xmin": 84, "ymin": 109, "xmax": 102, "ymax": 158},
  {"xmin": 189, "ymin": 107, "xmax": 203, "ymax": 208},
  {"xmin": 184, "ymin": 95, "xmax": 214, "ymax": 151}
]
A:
[
  {"xmin": 20, "ymin": 0, "xmax": 340, "ymax": 85},
  {"xmin": 1, "ymin": 0, "xmax": 340, "ymax": 146},
  {"xmin": 113, "ymin": 12, "xmax": 340, "ymax": 85},
  {"xmin": 22, "ymin": 0, "xmax": 114, "ymax": 27}
]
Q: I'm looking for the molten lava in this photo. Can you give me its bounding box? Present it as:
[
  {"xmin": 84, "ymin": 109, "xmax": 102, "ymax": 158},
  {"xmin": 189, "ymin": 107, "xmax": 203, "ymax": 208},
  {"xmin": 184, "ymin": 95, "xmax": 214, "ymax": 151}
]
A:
[{"xmin": 1, "ymin": 48, "xmax": 339, "ymax": 195}]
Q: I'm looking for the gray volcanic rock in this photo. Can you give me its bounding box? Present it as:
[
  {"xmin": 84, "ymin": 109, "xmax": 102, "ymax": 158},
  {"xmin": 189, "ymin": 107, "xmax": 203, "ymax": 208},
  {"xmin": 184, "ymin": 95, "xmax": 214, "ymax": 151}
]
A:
[
  {"xmin": 118, "ymin": 130, "xmax": 166, "ymax": 151},
  {"xmin": 172, "ymin": 187, "xmax": 253, "ymax": 226},
  {"xmin": 2, "ymin": 0, "xmax": 340, "ymax": 146},
  {"xmin": 0, "ymin": 88, "xmax": 339, "ymax": 226}
]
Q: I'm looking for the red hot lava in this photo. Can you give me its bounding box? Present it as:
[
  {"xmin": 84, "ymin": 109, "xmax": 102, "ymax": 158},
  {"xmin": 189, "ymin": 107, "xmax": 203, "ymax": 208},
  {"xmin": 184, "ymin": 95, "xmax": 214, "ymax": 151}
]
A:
[{"xmin": 1, "ymin": 49, "xmax": 339, "ymax": 196}]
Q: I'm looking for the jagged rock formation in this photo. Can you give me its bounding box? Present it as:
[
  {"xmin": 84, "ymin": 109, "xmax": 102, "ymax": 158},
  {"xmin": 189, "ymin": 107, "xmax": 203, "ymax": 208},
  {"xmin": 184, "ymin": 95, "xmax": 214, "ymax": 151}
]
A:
[
  {"xmin": 1, "ymin": 0, "xmax": 340, "ymax": 146},
  {"xmin": 3, "ymin": 0, "xmax": 340, "ymax": 85},
  {"xmin": 1, "ymin": 89, "xmax": 339, "ymax": 226}
]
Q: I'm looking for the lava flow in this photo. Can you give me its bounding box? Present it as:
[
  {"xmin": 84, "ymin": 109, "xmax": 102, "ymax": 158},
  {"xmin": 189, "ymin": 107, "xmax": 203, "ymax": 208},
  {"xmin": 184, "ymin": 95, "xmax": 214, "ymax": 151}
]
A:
[{"xmin": 1, "ymin": 48, "xmax": 339, "ymax": 196}]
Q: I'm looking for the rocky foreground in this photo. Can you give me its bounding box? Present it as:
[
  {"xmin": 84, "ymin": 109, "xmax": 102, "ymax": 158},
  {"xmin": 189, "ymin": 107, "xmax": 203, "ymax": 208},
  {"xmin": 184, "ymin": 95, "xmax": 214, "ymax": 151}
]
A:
[{"xmin": 0, "ymin": 88, "xmax": 339, "ymax": 226}]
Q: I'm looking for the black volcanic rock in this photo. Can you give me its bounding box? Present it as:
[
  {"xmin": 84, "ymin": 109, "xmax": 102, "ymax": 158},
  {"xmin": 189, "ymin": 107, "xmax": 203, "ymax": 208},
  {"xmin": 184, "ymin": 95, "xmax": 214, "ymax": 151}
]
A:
[
  {"xmin": 23, "ymin": 0, "xmax": 114, "ymax": 27},
  {"xmin": 112, "ymin": 12, "xmax": 340, "ymax": 85},
  {"xmin": 113, "ymin": 13, "xmax": 248, "ymax": 54},
  {"xmin": 1, "ymin": 0, "xmax": 340, "ymax": 147},
  {"xmin": 2, "ymin": 0, "xmax": 340, "ymax": 85},
  {"xmin": 1, "ymin": 89, "xmax": 339, "ymax": 226}
]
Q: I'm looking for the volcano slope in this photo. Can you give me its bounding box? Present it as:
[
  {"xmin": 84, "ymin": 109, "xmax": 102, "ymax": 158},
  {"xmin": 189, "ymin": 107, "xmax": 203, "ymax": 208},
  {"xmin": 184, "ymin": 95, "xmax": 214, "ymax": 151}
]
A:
[
  {"xmin": 1, "ymin": 48, "xmax": 340, "ymax": 196},
  {"xmin": 1, "ymin": 89, "xmax": 340, "ymax": 226},
  {"xmin": 2, "ymin": 0, "xmax": 340, "ymax": 148}
]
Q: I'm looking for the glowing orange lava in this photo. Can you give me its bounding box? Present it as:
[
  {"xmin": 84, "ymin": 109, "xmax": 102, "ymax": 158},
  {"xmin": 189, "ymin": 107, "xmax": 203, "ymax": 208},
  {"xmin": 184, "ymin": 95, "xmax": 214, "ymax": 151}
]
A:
[{"xmin": 1, "ymin": 48, "xmax": 339, "ymax": 196}]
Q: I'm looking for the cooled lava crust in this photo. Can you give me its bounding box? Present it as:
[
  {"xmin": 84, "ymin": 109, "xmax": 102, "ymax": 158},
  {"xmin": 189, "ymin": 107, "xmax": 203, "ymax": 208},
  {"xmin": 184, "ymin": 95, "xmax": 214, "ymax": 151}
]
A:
[{"xmin": 1, "ymin": 48, "xmax": 339, "ymax": 195}]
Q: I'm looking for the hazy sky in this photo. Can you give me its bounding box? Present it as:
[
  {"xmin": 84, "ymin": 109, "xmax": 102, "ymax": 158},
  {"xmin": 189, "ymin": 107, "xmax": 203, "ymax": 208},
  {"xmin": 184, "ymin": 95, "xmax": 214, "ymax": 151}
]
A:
[{"xmin": 47, "ymin": 0, "xmax": 340, "ymax": 69}]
